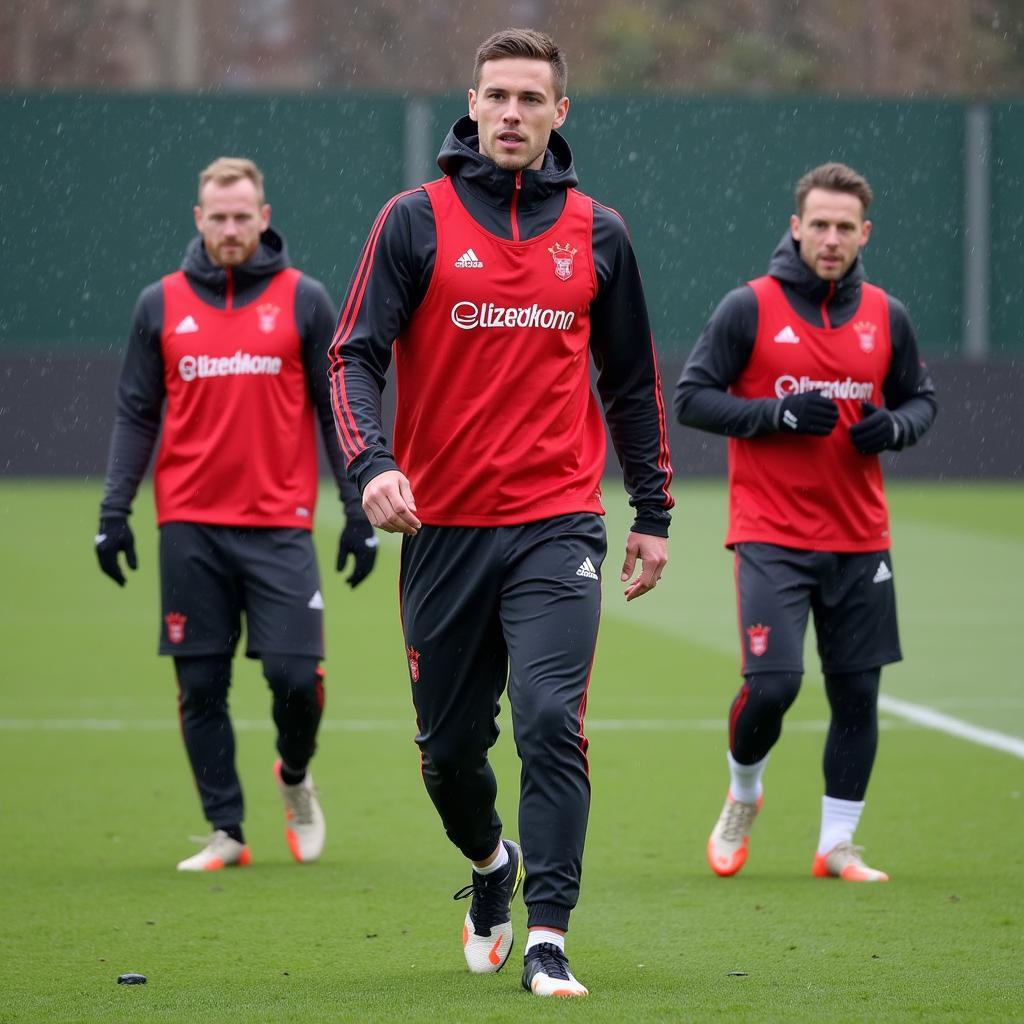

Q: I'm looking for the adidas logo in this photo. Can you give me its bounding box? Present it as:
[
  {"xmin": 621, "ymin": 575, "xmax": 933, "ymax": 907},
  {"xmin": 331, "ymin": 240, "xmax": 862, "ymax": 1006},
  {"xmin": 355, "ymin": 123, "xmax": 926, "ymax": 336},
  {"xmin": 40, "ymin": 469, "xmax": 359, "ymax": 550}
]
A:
[
  {"xmin": 174, "ymin": 315, "xmax": 200, "ymax": 334},
  {"xmin": 576, "ymin": 557, "xmax": 599, "ymax": 580},
  {"xmin": 773, "ymin": 325, "xmax": 800, "ymax": 344},
  {"xmin": 872, "ymin": 561, "xmax": 893, "ymax": 584},
  {"xmin": 307, "ymin": 590, "xmax": 325, "ymax": 610},
  {"xmin": 454, "ymin": 248, "xmax": 484, "ymax": 269}
]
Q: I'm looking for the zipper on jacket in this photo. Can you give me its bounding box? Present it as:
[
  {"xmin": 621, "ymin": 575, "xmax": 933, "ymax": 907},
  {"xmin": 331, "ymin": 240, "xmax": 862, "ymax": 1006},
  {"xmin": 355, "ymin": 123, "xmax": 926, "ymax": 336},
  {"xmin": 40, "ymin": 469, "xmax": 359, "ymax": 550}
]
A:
[
  {"xmin": 225, "ymin": 267, "xmax": 234, "ymax": 311},
  {"xmin": 820, "ymin": 281, "xmax": 835, "ymax": 329},
  {"xmin": 510, "ymin": 171, "xmax": 522, "ymax": 242}
]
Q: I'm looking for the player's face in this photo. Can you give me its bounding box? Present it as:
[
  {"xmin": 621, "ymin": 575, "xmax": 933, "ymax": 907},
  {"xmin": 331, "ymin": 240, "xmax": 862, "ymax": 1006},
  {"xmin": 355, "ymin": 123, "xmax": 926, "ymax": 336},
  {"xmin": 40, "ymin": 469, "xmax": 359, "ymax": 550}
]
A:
[
  {"xmin": 468, "ymin": 58, "xmax": 569, "ymax": 173},
  {"xmin": 193, "ymin": 178, "xmax": 270, "ymax": 267},
  {"xmin": 790, "ymin": 188, "xmax": 871, "ymax": 281}
]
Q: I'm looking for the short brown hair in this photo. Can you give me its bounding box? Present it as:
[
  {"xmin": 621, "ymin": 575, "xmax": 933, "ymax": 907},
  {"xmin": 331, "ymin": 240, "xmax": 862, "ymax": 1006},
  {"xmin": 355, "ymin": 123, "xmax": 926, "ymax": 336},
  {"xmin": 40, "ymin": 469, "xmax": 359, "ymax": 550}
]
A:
[
  {"xmin": 795, "ymin": 162, "xmax": 873, "ymax": 216},
  {"xmin": 473, "ymin": 28, "xmax": 567, "ymax": 100},
  {"xmin": 197, "ymin": 157, "xmax": 265, "ymax": 205}
]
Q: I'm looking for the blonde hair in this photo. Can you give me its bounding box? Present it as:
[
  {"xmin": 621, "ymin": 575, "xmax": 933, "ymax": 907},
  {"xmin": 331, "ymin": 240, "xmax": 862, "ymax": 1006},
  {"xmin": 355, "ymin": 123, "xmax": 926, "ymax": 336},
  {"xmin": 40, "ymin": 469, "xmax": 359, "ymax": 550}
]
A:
[{"xmin": 197, "ymin": 157, "xmax": 265, "ymax": 205}]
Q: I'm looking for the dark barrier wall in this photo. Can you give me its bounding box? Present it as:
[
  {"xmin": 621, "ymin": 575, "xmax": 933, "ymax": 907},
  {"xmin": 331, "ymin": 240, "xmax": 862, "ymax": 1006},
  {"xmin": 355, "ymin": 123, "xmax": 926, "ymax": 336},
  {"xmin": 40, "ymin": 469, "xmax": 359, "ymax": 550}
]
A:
[
  {"xmin": 659, "ymin": 357, "xmax": 1022, "ymax": 480},
  {"xmin": 2, "ymin": 93, "xmax": 1023, "ymax": 358},
  {"xmin": 1, "ymin": 353, "xmax": 1019, "ymax": 480}
]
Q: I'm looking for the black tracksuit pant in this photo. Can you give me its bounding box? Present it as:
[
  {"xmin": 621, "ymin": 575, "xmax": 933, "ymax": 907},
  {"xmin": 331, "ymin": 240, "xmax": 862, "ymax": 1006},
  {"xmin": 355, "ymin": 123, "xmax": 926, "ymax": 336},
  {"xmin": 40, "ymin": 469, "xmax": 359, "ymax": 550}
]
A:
[
  {"xmin": 174, "ymin": 653, "xmax": 324, "ymax": 829},
  {"xmin": 400, "ymin": 513, "xmax": 606, "ymax": 933}
]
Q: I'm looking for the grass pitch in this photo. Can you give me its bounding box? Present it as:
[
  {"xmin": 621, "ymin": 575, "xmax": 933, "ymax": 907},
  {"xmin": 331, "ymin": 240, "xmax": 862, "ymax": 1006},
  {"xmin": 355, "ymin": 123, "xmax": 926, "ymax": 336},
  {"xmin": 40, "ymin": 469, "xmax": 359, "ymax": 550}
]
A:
[{"xmin": 0, "ymin": 479, "xmax": 1022, "ymax": 1023}]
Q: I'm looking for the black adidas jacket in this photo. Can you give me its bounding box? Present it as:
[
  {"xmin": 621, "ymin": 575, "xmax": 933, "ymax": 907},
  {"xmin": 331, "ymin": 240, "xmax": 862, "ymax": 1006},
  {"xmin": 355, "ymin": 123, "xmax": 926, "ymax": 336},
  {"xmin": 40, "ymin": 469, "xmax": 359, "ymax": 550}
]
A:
[
  {"xmin": 100, "ymin": 229, "xmax": 363, "ymax": 520},
  {"xmin": 329, "ymin": 116, "xmax": 673, "ymax": 537},
  {"xmin": 674, "ymin": 232, "xmax": 937, "ymax": 442}
]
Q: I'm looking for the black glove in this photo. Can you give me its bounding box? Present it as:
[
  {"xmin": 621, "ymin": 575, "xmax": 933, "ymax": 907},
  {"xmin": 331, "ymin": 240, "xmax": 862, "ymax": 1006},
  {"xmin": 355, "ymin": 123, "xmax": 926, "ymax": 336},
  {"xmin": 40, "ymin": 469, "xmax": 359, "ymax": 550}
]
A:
[
  {"xmin": 777, "ymin": 391, "xmax": 839, "ymax": 436},
  {"xmin": 95, "ymin": 516, "xmax": 137, "ymax": 587},
  {"xmin": 849, "ymin": 400, "xmax": 902, "ymax": 454},
  {"xmin": 337, "ymin": 518, "xmax": 378, "ymax": 588}
]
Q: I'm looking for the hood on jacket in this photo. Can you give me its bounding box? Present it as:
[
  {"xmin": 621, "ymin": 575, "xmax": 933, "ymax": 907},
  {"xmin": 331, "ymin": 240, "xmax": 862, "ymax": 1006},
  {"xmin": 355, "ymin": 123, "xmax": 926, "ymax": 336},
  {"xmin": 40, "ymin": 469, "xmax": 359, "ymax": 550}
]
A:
[
  {"xmin": 767, "ymin": 230, "xmax": 865, "ymax": 305},
  {"xmin": 181, "ymin": 226, "xmax": 290, "ymax": 294},
  {"xmin": 436, "ymin": 114, "xmax": 578, "ymax": 206}
]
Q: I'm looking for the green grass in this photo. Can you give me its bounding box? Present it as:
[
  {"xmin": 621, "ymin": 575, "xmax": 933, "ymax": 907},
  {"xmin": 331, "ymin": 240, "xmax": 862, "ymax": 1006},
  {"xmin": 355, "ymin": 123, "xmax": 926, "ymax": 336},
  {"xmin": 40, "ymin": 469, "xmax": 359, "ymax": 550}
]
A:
[{"xmin": 1, "ymin": 480, "xmax": 1022, "ymax": 1022}]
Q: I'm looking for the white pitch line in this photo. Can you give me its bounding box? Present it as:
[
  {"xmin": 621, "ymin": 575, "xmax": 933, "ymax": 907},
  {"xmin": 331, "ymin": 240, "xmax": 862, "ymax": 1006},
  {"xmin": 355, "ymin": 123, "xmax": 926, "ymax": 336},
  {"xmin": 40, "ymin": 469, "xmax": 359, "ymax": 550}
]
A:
[
  {"xmin": 0, "ymin": 717, "xmax": 900, "ymax": 734},
  {"xmin": 3, "ymin": 707, "xmax": 1020, "ymax": 761},
  {"xmin": 879, "ymin": 694, "xmax": 1024, "ymax": 760}
]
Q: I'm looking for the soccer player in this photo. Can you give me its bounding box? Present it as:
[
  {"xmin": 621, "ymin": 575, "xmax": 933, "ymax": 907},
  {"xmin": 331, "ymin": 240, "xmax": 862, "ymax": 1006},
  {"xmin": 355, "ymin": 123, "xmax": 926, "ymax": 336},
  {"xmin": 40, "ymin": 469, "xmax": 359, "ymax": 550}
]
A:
[
  {"xmin": 95, "ymin": 157, "xmax": 377, "ymax": 871},
  {"xmin": 675, "ymin": 162, "xmax": 937, "ymax": 882},
  {"xmin": 328, "ymin": 28, "xmax": 673, "ymax": 997}
]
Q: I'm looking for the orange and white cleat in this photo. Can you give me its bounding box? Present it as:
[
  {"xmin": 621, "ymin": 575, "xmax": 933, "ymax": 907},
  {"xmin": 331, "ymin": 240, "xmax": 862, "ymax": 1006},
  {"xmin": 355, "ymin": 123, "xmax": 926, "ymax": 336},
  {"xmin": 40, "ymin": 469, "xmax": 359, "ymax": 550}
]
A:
[
  {"xmin": 812, "ymin": 842, "xmax": 889, "ymax": 882},
  {"xmin": 176, "ymin": 829, "xmax": 251, "ymax": 872},
  {"xmin": 707, "ymin": 792, "xmax": 763, "ymax": 877},
  {"xmin": 274, "ymin": 759, "xmax": 325, "ymax": 863}
]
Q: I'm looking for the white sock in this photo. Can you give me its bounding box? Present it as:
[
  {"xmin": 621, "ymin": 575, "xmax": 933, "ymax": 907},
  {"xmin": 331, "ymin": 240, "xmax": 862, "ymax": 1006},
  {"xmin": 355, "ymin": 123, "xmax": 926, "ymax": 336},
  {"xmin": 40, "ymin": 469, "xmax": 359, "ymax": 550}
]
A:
[
  {"xmin": 525, "ymin": 929, "xmax": 565, "ymax": 954},
  {"xmin": 728, "ymin": 750, "xmax": 768, "ymax": 804},
  {"xmin": 473, "ymin": 841, "xmax": 509, "ymax": 875},
  {"xmin": 818, "ymin": 796, "xmax": 865, "ymax": 855}
]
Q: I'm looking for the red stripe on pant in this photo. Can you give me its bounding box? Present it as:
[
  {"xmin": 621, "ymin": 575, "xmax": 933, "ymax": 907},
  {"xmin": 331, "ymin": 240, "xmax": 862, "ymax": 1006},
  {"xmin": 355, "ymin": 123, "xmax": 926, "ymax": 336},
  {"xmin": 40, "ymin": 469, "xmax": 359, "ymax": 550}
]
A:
[
  {"xmin": 315, "ymin": 666, "xmax": 326, "ymax": 712},
  {"xmin": 728, "ymin": 682, "xmax": 751, "ymax": 752}
]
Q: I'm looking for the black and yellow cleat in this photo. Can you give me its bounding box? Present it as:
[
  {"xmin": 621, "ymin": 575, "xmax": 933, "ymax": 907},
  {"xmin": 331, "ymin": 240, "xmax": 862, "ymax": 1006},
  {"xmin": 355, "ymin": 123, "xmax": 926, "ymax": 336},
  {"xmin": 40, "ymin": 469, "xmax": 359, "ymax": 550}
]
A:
[{"xmin": 454, "ymin": 839, "xmax": 525, "ymax": 973}]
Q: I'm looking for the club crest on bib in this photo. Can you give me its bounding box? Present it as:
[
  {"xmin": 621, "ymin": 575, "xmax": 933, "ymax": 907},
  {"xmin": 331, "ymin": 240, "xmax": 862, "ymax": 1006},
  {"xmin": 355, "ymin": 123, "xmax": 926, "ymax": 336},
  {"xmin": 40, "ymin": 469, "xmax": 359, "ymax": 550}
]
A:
[
  {"xmin": 256, "ymin": 302, "xmax": 281, "ymax": 334},
  {"xmin": 548, "ymin": 242, "xmax": 577, "ymax": 282},
  {"xmin": 746, "ymin": 623, "xmax": 770, "ymax": 657},
  {"xmin": 854, "ymin": 320, "xmax": 877, "ymax": 353},
  {"xmin": 165, "ymin": 612, "xmax": 187, "ymax": 645}
]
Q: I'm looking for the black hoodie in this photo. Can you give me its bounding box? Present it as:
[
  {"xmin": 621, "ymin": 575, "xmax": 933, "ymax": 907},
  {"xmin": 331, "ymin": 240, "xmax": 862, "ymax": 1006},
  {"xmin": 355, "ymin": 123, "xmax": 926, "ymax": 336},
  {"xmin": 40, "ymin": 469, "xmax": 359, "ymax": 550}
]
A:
[
  {"xmin": 330, "ymin": 116, "xmax": 673, "ymax": 537},
  {"xmin": 100, "ymin": 228, "xmax": 363, "ymax": 521},
  {"xmin": 673, "ymin": 232, "xmax": 937, "ymax": 444}
]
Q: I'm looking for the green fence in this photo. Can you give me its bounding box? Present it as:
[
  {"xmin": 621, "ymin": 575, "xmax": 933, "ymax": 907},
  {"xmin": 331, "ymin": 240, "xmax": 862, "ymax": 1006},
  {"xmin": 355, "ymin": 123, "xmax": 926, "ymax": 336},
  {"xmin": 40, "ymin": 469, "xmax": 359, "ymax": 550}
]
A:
[
  {"xmin": 0, "ymin": 94, "xmax": 406, "ymax": 354},
  {"xmin": 991, "ymin": 102, "xmax": 1024, "ymax": 352},
  {"xmin": 1, "ymin": 93, "xmax": 1020, "ymax": 356}
]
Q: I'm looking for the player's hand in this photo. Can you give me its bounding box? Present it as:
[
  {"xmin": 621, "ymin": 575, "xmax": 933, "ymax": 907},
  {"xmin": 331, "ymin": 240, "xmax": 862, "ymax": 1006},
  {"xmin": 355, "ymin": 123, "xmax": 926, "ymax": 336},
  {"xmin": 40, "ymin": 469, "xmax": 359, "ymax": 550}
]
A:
[
  {"xmin": 777, "ymin": 391, "xmax": 839, "ymax": 435},
  {"xmin": 94, "ymin": 516, "xmax": 137, "ymax": 587},
  {"xmin": 337, "ymin": 517, "xmax": 378, "ymax": 587},
  {"xmin": 620, "ymin": 531, "xmax": 668, "ymax": 602},
  {"xmin": 849, "ymin": 400, "xmax": 902, "ymax": 454},
  {"xmin": 362, "ymin": 470, "xmax": 421, "ymax": 536}
]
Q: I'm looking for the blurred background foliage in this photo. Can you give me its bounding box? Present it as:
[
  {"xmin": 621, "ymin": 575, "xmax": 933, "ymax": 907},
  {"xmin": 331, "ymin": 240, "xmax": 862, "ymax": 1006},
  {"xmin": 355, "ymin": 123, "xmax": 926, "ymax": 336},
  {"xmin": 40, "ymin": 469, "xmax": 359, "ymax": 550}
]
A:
[{"xmin": 2, "ymin": 0, "xmax": 1022, "ymax": 96}]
